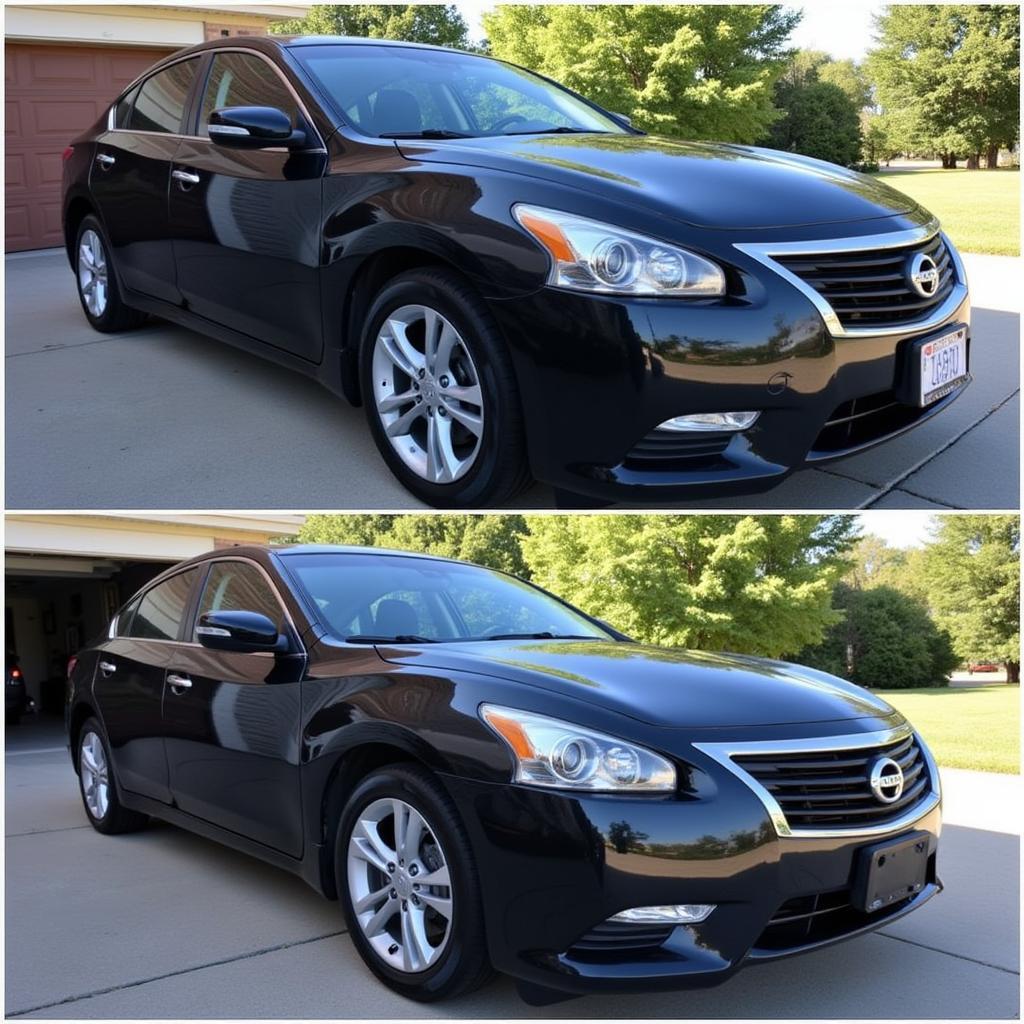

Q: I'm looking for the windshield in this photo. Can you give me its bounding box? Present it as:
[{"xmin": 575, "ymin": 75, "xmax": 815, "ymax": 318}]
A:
[
  {"xmin": 281, "ymin": 552, "xmax": 612, "ymax": 642},
  {"xmin": 291, "ymin": 44, "xmax": 627, "ymax": 139}
]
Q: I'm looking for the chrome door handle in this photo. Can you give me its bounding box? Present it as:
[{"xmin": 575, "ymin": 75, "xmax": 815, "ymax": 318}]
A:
[
  {"xmin": 171, "ymin": 169, "xmax": 200, "ymax": 186},
  {"xmin": 167, "ymin": 673, "xmax": 193, "ymax": 690},
  {"xmin": 95, "ymin": 153, "xmax": 116, "ymax": 168},
  {"xmin": 98, "ymin": 660, "xmax": 116, "ymax": 676}
]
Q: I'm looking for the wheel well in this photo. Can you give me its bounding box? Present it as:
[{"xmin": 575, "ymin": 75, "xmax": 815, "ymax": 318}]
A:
[
  {"xmin": 317, "ymin": 742, "xmax": 429, "ymax": 899},
  {"xmin": 339, "ymin": 247, "xmax": 462, "ymax": 406},
  {"xmin": 67, "ymin": 703, "xmax": 95, "ymax": 772},
  {"xmin": 64, "ymin": 197, "xmax": 95, "ymax": 263}
]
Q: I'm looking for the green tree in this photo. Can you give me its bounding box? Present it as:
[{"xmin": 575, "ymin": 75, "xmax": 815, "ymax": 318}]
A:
[
  {"xmin": 920, "ymin": 515, "xmax": 1020, "ymax": 680},
  {"xmin": 801, "ymin": 584, "xmax": 959, "ymax": 688},
  {"xmin": 296, "ymin": 514, "xmax": 529, "ymax": 576},
  {"xmin": 519, "ymin": 515, "xmax": 856, "ymax": 657},
  {"xmin": 482, "ymin": 4, "xmax": 801, "ymax": 142},
  {"xmin": 866, "ymin": 5, "xmax": 1020, "ymax": 167},
  {"xmin": 272, "ymin": 4, "xmax": 470, "ymax": 48},
  {"xmin": 768, "ymin": 78, "xmax": 863, "ymax": 165}
]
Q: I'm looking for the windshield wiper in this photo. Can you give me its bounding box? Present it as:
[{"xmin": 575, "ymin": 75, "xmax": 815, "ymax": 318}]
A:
[
  {"xmin": 345, "ymin": 634, "xmax": 439, "ymax": 644},
  {"xmin": 500, "ymin": 127, "xmax": 610, "ymax": 136},
  {"xmin": 379, "ymin": 129, "xmax": 474, "ymax": 139},
  {"xmin": 470, "ymin": 632, "xmax": 603, "ymax": 642}
]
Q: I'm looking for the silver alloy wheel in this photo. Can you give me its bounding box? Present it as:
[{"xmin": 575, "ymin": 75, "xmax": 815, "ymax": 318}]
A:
[
  {"xmin": 79, "ymin": 731, "xmax": 110, "ymax": 821},
  {"xmin": 371, "ymin": 304, "xmax": 485, "ymax": 485},
  {"xmin": 347, "ymin": 797, "xmax": 454, "ymax": 974},
  {"xmin": 78, "ymin": 229, "xmax": 109, "ymax": 317}
]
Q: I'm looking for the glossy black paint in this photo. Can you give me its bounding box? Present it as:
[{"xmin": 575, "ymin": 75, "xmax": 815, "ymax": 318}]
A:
[
  {"xmin": 61, "ymin": 36, "xmax": 972, "ymax": 504},
  {"xmin": 67, "ymin": 545, "xmax": 942, "ymax": 997}
]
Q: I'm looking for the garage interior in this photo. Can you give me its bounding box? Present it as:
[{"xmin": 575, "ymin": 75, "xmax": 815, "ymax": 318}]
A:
[{"xmin": 5, "ymin": 553, "xmax": 171, "ymax": 722}]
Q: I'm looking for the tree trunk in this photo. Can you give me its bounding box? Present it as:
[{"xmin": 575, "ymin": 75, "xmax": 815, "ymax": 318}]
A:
[
  {"xmin": 987, "ymin": 144, "xmax": 1001, "ymax": 168},
  {"xmin": 1007, "ymin": 661, "xmax": 1020, "ymax": 684},
  {"xmin": 966, "ymin": 153, "xmax": 980, "ymax": 169}
]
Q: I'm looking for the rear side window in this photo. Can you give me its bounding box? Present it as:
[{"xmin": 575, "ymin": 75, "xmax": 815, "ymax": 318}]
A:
[
  {"xmin": 128, "ymin": 569, "xmax": 198, "ymax": 641},
  {"xmin": 198, "ymin": 52, "xmax": 298, "ymax": 132},
  {"xmin": 128, "ymin": 59, "xmax": 200, "ymax": 134},
  {"xmin": 113, "ymin": 84, "xmax": 141, "ymax": 129},
  {"xmin": 195, "ymin": 561, "xmax": 284, "ymax": 635}
]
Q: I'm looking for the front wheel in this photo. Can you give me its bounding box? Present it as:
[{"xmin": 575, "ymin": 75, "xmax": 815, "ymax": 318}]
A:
[
  {"xmin": 336, "ymin": 764, "xmax": 494, "ymax": 1001},
  {"xmin": 360, "ymin": 269, "xmax": 531, "ymax": 508}
]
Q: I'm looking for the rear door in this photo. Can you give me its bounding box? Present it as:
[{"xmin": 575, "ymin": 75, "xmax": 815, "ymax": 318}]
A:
[
  {"xmin": 89, "ymin": 55, "xmax": 204, "ymax": 304},
  {"xmin": 162, "ymin": 558, "xmax": 306, "ymax": 857},
  {"xmin": 168, "ymin": 49, "xmax": 326, "ymax": 361},
  {"xmin": 94, "ymin": 567, "xmax": 200, "ymax": 803}
]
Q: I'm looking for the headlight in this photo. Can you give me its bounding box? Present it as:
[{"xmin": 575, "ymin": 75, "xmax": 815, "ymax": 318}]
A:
[
  {"xmin": 479, "ymin": 704, "xmax": 676, "ymax": 792},
  {"xmin": 513, "ymin": 204, "xmax": 726, "ymax": 298}
]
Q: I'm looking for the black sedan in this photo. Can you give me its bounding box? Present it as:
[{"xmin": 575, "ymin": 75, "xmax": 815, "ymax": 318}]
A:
[
  {"xmin": 61, "ymin": 36, "xmax": 971, "ymax": 509},
  {"xmin": 67, "ymin": 544, "xmax": 942, "ymax": 1003}
]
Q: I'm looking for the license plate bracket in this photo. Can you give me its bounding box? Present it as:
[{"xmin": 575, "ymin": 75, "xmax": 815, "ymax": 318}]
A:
[
  {"xmin": 896, "ymin": 324, "xmax": 969, "ymax": 408},
  {"xmin": 851, "ymin": 831, "xmax": 930, "ymax": 913}
]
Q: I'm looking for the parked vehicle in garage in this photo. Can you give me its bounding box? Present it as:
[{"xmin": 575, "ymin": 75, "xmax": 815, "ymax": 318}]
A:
[
  {"xmin": 6, "ymin": 653, "xmax": 29, "ymax": 726},
  {"xmin": 67, "ymin": 544, "xmax": 943, "ymax": 1003},
  {"xmin": 61, "ymin": 36, "xmax": 971, "ymax": 509}
]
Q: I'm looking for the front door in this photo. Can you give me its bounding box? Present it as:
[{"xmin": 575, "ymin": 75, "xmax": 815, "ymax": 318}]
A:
[
  {"xmin": 162, "ymin": 559, "xmax": 306, "ymax": 857},
  {"xmin": 95, "ymin": 567, "xmax": 201, "ymax": 803},
  {"xmin": 168, "ymin": 50, "xmax": 326, "ymax": 361},
  {"xmin": 89, "ymin": 56, "xmax": 203, "ymax": 305}
]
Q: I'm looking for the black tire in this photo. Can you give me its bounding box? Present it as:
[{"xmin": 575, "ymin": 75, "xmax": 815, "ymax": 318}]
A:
[
  {"xmin": 335, "ymin": 763, "xmax": 495, "ymax": 1002},
  {"xmin": 74, "ymin": 214, "xmax": 146, "ymax": 333},
  {"xmin": 76, "ymin": 717, "xmax": 148, "ymax": 835},
  {"xmin": 359, "ymin": 268, "xmax": 531, "ymax": 508}
]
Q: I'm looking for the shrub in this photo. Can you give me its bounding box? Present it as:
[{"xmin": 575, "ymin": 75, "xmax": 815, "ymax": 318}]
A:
[{"xmin": 799, "ymin": 584, "xmax": 958, "ymax": 689}]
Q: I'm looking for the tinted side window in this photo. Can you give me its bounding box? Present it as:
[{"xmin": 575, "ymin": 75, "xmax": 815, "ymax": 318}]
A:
[
  {"xmin": 199, "ymin": 53, "xmax": 298, "ymax": 131},
  {"xmin": 115, "ymin": 595, "xmax": 141, "ymax": 637},
  {"xmin": 195, "ymin": 562, "xmax": 284, "ymax": 634},
  {"xmin": 129, "ymin": 569, "xmax": 198, "ymax": 641},
  {"xmin": 128, "ymin": 59, "xmax": 200, "ymax": 134},
  {"xmin": 114, "ymin": 84, "xmax": 141, "ymax": 129}
]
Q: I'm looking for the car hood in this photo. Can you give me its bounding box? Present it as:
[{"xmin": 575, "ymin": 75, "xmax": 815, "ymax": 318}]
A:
[
  {"xmin": 396, "ymin": 134, "xmax": 919, "ymax": 231},
  {"xmin": 377, "ymin": 640, "xmax": 900, "ymax": 729}
]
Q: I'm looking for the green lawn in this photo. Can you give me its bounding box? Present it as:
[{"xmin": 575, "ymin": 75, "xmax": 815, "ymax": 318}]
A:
[
  {"xmin": 878, "ymin": 685, "xmax": 1020, "ymax": 774},
  {"xmin": 871, "ymin": 168, "xmax": 1020, "ymax": 256}
]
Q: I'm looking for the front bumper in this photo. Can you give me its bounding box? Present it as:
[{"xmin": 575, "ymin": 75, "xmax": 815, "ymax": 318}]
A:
[
  {"xmin": 489, "ymin": 266, "xmax": 971, "ymax": 503},
  {"xmin": 442, "ymin": 761, "xmax": 941, "ymax": 995}
]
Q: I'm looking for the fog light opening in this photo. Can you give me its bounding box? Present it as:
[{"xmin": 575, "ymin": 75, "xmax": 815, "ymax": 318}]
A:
[
  {"xmin": 657, "ymin": 412, "xmax": 759, "ymax": 433},
  {"xmin": 610, "ymin": 904, "xmax": 716, "ymax": 924}
]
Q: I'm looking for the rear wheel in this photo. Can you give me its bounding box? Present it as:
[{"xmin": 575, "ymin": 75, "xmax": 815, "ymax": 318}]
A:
[
  {"xmin": 360, "ymin": 269, "xmax": 530, "ymax": 508},
  {"xmin": 336, "ymin": 764, "xmax": 494, "ymax": 1001},
  {"xmin": 77, "ymin": 717, "xmax": 148, "ymax": 834},
  {"xmin": 74, "ymin": 215, "xmax": 146, "ymax": 333}
]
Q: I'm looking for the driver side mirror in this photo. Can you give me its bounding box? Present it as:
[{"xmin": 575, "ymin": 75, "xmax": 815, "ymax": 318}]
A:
[
  {"xmin": 611, "ymin": 111, "xmax": 632, "ymax": 126},
  {"xmin": 197, "ymin": 610, "xmax": 288, "ymax": 653},
  {"xmin": 208, "ymin": 106, "xmax": 307, "ymax": 150}
]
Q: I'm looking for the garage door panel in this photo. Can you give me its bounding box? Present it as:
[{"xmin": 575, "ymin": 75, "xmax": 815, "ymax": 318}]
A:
[
  {"xmin": 5, "ymin": 42, "xmax": 174, "ymax": 252},
  {"xmin": 6, "ymin": 153, "xmax": 26, "ymax": 188}
]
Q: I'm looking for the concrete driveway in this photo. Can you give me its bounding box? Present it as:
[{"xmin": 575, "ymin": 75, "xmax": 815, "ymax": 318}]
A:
[
  {"xmin": 4, "ymin": 719, "xmax": 1019, "ymax": 1018},
  {"xmin": 4, "ymin": 249, "xmax": 1019, "ymax": 510}
]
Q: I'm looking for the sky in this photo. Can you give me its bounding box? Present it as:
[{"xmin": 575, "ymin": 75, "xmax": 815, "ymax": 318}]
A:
[
  {"xmin": 457, "ymin": 2, "xmax": 885, "ymax": 60},
  {"xmin": 855, "ymin": 512, "xmax": 938, "ymax": 549}
]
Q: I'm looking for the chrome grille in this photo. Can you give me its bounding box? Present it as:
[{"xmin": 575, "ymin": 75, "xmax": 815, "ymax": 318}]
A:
[
  {"xmin": 775, "ymin": 232, "xmax": 956, "ymax": 329},
  {"xmin": 732, "ymin": 733, "xmax": 932, "ymax": 831}
]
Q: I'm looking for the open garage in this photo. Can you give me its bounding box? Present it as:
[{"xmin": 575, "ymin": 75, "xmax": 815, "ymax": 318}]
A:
[{"xmin": 4, "ymin": 514, "xmax": 303, "ymax": 726}]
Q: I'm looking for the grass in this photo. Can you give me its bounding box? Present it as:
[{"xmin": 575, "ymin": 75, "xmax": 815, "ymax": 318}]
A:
[
  {"xmin": 877, "ymin": 685, "xmax": 1020, "ymax": 774},
  {"xmin": 871, "ymin": 168, "xmax": 1020, "ymax": 255}
]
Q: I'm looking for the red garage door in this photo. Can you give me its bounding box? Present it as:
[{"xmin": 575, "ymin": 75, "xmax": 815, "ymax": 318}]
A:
[{"xmin": 5, "ymin": 42, "xmax": 173, "ymax": 252}]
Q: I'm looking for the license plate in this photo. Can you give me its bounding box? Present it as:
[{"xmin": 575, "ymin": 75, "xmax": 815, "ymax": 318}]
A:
[
  {"xmin": 851, "ymin": 831, "xmax": 930, "ymax": 913},
  {"xmin": 919, "ymin": 327, "xmax": 968, "ymax": 406}
]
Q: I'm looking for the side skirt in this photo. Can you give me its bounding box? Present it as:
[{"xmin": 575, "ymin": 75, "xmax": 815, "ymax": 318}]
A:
[{"xmin": 119, "ymin": 788, "xmax": 330, "ymax": 897}]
